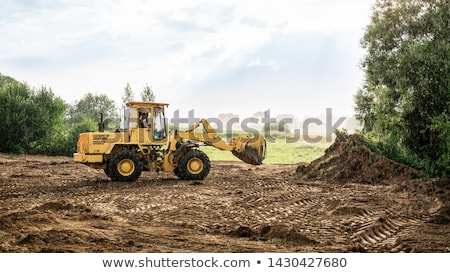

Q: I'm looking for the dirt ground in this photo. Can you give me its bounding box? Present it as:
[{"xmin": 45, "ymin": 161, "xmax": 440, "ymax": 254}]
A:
[{"xmin": 1, "ymin": 143, "xmax": 449, "ymax": 253}]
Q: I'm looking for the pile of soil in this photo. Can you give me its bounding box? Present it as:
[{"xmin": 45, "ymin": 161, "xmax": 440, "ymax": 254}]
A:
[
  {"xmin": 229, "ymin": 224, "xmax": 319, "ymax": 246},
  {"xmin": 295, "ymin": 133, "xmax": 424, "ymax": 183}
]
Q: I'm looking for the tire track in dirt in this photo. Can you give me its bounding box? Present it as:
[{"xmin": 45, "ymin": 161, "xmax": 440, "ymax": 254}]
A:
[
  {"xmin": 1, "ymin": 157, "xmax": 449, "ymax": 252},
  {"xmin": 205, "ymin": 167, "xmax": 351, "ymax": 246},
  {"xmin": 333, "ymin": 187, "xmax": 422, "ymax": 253}
]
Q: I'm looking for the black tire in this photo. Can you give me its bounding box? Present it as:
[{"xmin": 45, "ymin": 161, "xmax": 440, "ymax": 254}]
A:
[
  {"xmin": 104, "ymin": 165, "xmax": 112, "ymax": 177},
  {"xmin": 107, "ymin": 150, "xmax": 143, "ymax": 182},
  {"xmin": 177, "ymin": 149, "xmax": 210, "ymax": 180},
  {"xmin": 173, "ymin": 166, "xmax": 181, "ymax": 178},
  {"xmin": 104, "ymin": 163, "xmax": 118, "ymax": 181}
]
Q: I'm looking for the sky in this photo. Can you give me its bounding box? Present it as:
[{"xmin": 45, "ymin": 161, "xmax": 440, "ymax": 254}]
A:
[{"xmin": 0, "ymin": 0, "xmax": 374, "ymax": 120}]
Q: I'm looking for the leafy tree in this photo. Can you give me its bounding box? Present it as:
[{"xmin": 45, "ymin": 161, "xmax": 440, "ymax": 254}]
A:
[
  {"xmin": 67, "ymin": 92, "xmax": 118, "ymax": 127},
  {"xmin": 0, "ymin": 81, "xmax": 31, "ymax": 153},
  {"xmin": 354, "ymin": 84, "xmax": 376, "ymax": 133},
  {"xmin": 355, "ymin": 0, "xmax": 450, "ymax": 177},
  {"xmin": 122, "ymin": 82, "xmax": 134, "ymax": 105},
  {"xmin": 27, "ymin": 86, "xmax": 67, "ymax": 155},
  {"xmin": 141, "ymin": 83, "xmax": 156, "ymax": 102},
  {"xmin": 0, "ymin": 73, "xmax": 18, "ymax": 86},
  {"xmin": 0, "ymin": 76, "xmax": 66, "ymax": 154}
]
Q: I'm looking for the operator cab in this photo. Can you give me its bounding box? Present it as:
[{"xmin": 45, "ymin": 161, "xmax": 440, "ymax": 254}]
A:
[{"xmin": 121, "ymin": 101, "xmax": 169, "ymax": 143}]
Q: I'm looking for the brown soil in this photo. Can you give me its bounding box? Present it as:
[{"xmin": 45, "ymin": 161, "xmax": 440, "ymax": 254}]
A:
[
  {"xmin": 295, "ymin": 134, "xmax": 424, "ymax": 184},
  {"xmin": 0, "ymin": 148, "xmax": 449, "ymax": 253}
]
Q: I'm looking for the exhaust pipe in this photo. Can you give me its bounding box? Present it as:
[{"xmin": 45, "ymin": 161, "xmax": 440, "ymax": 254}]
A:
[{"xmin": 98, "ymin": 113, "xmax": 105, "ymax": 132}]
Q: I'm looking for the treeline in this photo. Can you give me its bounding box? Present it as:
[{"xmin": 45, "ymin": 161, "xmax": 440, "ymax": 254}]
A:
[
  {"xmin": 0, "ymin": 74, "xmax": 154, "ymax": 156},
  {"xmin": 355, "ymin": 0, "xmax": 449, "ymax": 178}
]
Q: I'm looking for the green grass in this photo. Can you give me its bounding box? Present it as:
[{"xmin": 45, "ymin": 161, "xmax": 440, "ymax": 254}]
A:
[
  {"xmin": 201, "ymin": 137, "xmax": 330, "ymax": 164},
  {"xmin": 175, "ymin": 127, "xmax": 331, "ymax": 164}
]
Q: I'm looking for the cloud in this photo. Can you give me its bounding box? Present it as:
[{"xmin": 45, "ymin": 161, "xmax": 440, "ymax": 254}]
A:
[{"xmin": 0, "ymin": 0, "xmax": 374, "ymax": 118}]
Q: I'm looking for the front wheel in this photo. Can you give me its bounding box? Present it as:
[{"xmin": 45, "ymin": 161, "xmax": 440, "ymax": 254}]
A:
[
  {"xmin": 177, "ymin": 149, "xmax": 210, "ymax": 180},
  {"xmin": 108, "ymin": 150, "xmax": 143, "ymax": 182}
]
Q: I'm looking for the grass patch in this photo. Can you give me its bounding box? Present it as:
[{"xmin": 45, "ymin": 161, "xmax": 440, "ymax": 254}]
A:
[{"xmin": 200, "ymin": 138, "xmax": 329, "ymax": 164}]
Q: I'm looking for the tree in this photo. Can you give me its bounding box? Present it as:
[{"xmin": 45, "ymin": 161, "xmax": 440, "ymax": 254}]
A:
[
  {"xmin": 355, "ymin": 0, "xmax": 450, "ymax": 177},
  {"xmin": 67, "ymin": 92, "xmax": 118, "ymax": 128},
  {"xmin": 27, "ymin": 86, "xmax": 67, "ymax": 155},
  {"xmin": 141, "ymin": 83, "xmax": 156, "ymax": 102},
  {"xmin": 0, "ymin": 73, "xmax": 18, "ymax": 86},
  {"xmin": 122, "ymin": 82, "xmax": 134, "ymax": 105},
  {"xmin": 0, "ymin": 75, "xmax": 66, "ymax": 154},
  {"xmin": 0, "ymin": 80, "xmax": 31, "ymax": 153},
  {"xmin": 354, "ymin": 84, "xmax": 376, "ymax": 133}
]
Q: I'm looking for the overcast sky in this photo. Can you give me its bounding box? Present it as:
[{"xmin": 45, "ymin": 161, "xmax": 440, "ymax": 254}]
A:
[{"xmin": 0, "ymin": 0, "xmax": 374, "ymax": 119}]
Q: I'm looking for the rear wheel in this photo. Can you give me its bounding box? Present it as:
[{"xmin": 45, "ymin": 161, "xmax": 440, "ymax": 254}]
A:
[
  {"xmin": 108, "ymin": 150, "xmax": 143, "ymax": 182},
  {"xmin": 177, "ymin": 149, "xmax": 210, "ymax": 180}
]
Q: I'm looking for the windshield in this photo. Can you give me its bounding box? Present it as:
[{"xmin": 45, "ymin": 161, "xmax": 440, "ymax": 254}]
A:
[{"xmin": 153, "ymin": 107, "xmax": 167, "ymax": 140}]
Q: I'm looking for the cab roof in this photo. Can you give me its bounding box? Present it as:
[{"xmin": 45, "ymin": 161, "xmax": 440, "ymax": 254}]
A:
[{"xmin": 125, "ymin": 101, "xmax": 169, "ymax": 109}]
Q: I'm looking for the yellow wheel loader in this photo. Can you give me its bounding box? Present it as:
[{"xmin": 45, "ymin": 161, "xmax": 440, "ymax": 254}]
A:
[{"xmin": 73, "ymin": 101, "xmax": 266, "ymax": 182}]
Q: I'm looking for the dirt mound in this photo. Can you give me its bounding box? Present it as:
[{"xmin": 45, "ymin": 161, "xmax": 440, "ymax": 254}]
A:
[
  {"xmin": 332, "ymin": 206, "xmax": 368, "ymax": 216},
  {"xmin": 259, "ymin": 224, "xmax": 319, "ymax": 246},
  {"xmin": 295, "ymin": 133, "xmax": 423, "ymax": 183},
  {"xmin": 229, "ymin": 224, "xmax": 319, "ymax": 246}
]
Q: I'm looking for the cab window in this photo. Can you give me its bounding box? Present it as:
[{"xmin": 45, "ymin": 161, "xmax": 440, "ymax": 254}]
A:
[{"xmin": 153, "ymin": 107, "xmax": 167, "ymax": 140}]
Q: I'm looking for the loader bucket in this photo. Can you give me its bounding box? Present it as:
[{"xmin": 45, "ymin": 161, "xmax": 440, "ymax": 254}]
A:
[{"xmin": 232, "ymin": 136, "xmax": 266, "ymax": 165}]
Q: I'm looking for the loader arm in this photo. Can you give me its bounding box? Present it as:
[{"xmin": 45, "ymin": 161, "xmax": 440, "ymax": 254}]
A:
[{"xmin": 171, "ymin": 119, "xmax": 266, "ymax": 165}]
